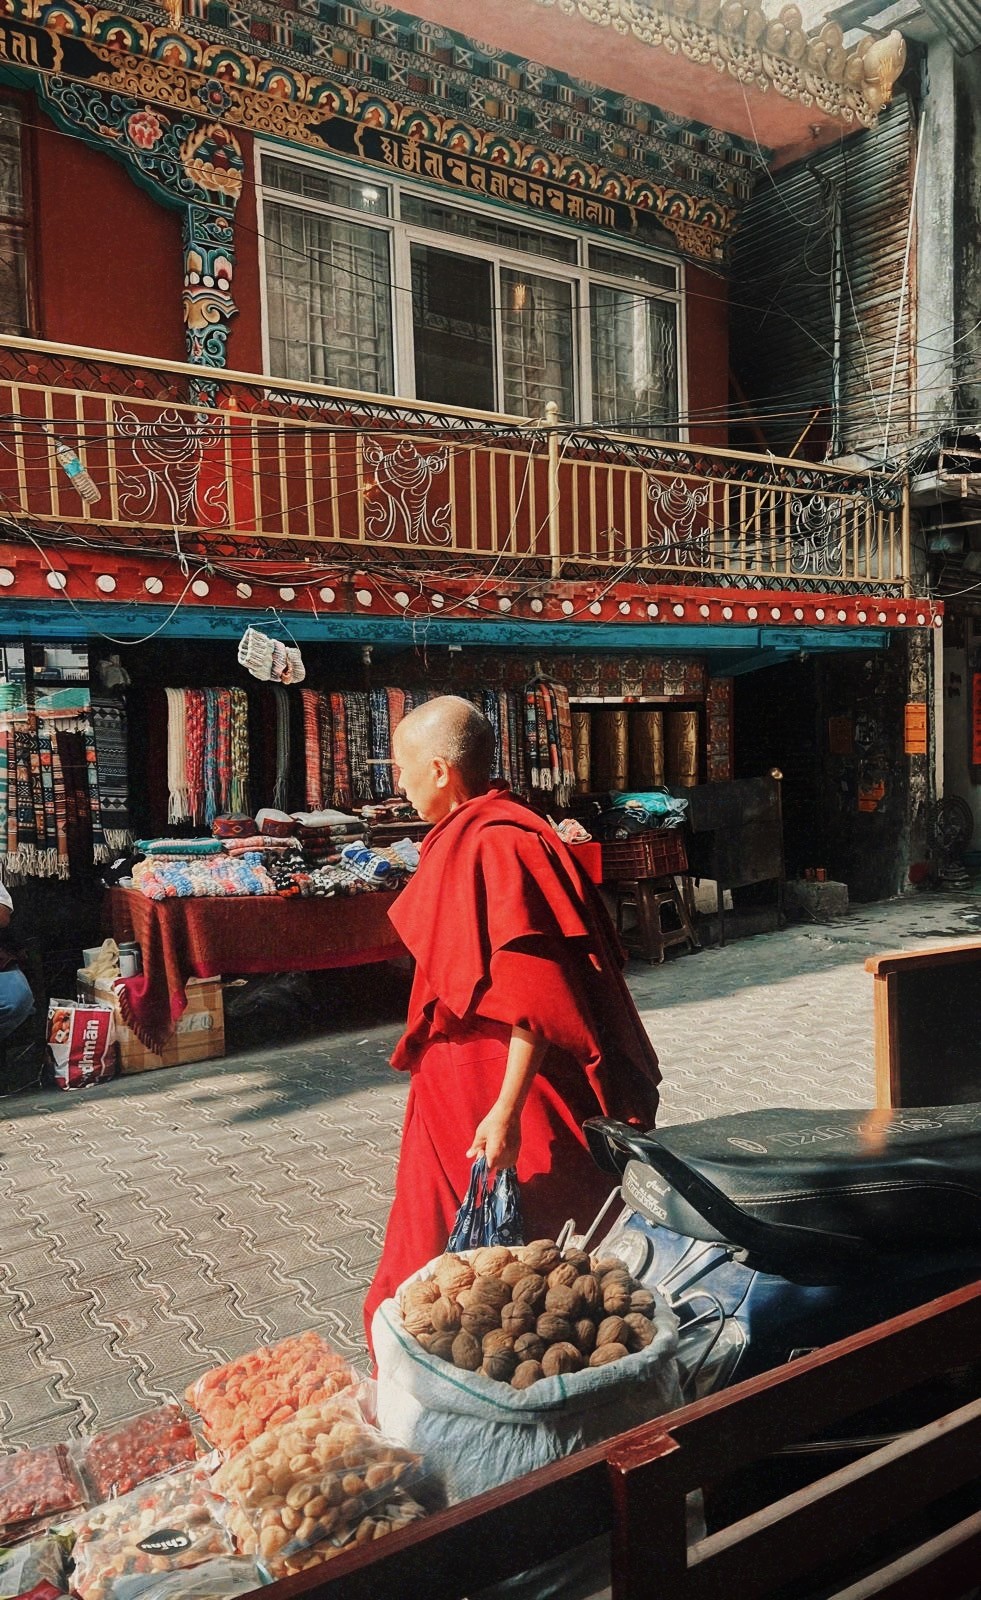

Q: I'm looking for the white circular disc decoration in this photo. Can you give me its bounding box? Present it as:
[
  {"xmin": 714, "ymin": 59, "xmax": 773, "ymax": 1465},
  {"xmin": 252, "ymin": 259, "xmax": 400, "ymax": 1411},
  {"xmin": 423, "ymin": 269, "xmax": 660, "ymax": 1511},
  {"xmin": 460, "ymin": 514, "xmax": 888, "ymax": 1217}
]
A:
[
  {"xmin": 46, "ymin": 571, "xmax": 67, "ymax": 591},
  {"xmin": 815, "ymin": 608, "xmax": 825, "ymax": 621},
  {"xmin": 431, "ymin": 593, "xmax": 444, "ymax": 609},
  {"xmin": 561, "ymin": 599, "xmax": 574, "ymax": 615},
  {"xmin": 794, "ymin": 608, "xmax": 804, "ymax": 621},
  {"xmin": 191, "ymin": 579, "xmax": 210, "ymax": 598},
  {"xmin": 934, "ymin": 615, "xmax": 943, "ymax": 627},
  {"xmin": 722, "ymin": 605, "xmax": 733, "ymax": 620},
  {"xmin": 770, "ymin": 607, "xmax": 781, "ymax": 620},
  {"xmin": 618, "ymin": 600, "xmax": 631, "ymax": 615},
  {"xmin": 319, "ymin": 587, "xmax": 336, "ymax": 603},
  {"xmin": 647, "ymin": 603, "xmax": 658, "ymax": 618},
  {"xmin": 235, "ymin": 582, "xmax": 252, "ymax": 599},
  {"xmin": 498, "ymin": 596, "xmax": 512, "ymax": 612},
  {"xmin": 355, "ymin": 589, "xmax": 372, "ymax": 607},
  {"xmin": 916, "ymin": 613, "xmax": 926, "ymax": 625},
  {"xmin": 588, "ymin": 601, "xmax": 602, "ymax": 615},
  {"xmin": 837, "ymin": 609, "xmax": 847, "ymax": 621},
  {"xmin": 96, "ymin": 574, "xmax": 116, "ymax": 593},
  {"xmin": 393, "ymin": 590, "xmax": 409, "ymax": 607},
  {"xmin": 898, "ymin": 612, "xmax": 907, "ymax": 624},
  {"xmin": 747, "ymin": 606, "xmax": 758, "ymax": 621},
  {"xmin": 530, "ymin": 598, "xmax": 544, "ymax": 614},
  {"xmin": 145, "ymin": 576, "xmax": 164, "ymax": 595},
  {"xmin": 279, "ymin": 587, "xmax": 296, "ymax": 602},
  {"xmin": 878, "ymin": 612, "xmax": 888, "ymax": 623},
  {"xmin": 857, "ymin": 610, "xmax": 867, "ymax": 623},
  {"xmin": 672, "ymin": 603, "xmax": 685, "ymax": 617},
  {"xmin": 699, "ymin": 604, "xmax": 710, "ymax": 618},
  {"xmin": 0, "ymin": 567, "xmax": 14, "ymax": 587}
]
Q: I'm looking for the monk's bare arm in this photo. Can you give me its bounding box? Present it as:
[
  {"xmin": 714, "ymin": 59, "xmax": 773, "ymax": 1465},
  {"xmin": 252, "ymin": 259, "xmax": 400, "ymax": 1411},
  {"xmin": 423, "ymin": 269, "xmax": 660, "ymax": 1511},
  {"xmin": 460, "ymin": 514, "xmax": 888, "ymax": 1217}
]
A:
[{"xmin": 467, "ymin": 1025, "xmax": 547, "ymax": 1170}]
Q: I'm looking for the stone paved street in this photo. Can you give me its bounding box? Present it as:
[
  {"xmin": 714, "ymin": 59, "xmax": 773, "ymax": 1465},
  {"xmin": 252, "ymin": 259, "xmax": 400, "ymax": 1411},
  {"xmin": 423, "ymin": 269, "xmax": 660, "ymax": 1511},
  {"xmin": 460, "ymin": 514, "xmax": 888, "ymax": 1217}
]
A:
[{"xmin": 1, "ymin": 892, "xmax": 979, "ymax": 1450}]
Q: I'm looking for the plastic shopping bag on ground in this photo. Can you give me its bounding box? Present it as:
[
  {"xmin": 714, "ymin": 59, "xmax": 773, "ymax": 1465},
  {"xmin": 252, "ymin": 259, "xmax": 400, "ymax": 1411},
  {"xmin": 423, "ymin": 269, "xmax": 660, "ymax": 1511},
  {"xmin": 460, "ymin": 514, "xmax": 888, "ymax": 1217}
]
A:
[
  {"xmin": 447, "ymin": 1157, "xmax": 523, "ymax": 1252},
  {"xmin": 44, "ymin": 1000, "xmax": 116, "ymax": 1089}
]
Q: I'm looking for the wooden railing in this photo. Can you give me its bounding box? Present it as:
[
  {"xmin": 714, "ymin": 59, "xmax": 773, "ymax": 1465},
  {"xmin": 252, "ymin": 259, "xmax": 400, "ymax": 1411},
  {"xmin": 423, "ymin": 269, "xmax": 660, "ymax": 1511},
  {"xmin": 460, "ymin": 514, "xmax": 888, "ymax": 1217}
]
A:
[
  {"xmin": 0, "ymin": 337, "xmax": 910, "ymax": 589},
  {"xmin": 260, "ymin": 1281, "xmax": 981, "ymax": 1600}
]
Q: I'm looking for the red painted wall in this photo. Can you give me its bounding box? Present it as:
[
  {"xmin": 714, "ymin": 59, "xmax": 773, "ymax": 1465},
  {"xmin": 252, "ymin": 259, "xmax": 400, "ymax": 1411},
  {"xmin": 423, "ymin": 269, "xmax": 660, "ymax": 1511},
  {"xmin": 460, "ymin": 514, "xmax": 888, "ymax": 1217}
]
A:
[
  {"xmin": 33, "ymin": 109, "xmax": 186, "ymax": 363},
  {"xmin": 685, "ymin": 264, "xmax": 729, "ymax": 446}
]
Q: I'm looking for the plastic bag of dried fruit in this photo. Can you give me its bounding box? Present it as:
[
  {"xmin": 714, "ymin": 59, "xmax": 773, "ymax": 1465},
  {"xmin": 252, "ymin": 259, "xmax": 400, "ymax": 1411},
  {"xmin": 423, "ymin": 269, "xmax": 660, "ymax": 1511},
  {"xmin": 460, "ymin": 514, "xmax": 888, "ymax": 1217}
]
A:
[
  {"xmin": 108, "ymin": 1557, "xmax": 260, "ymax": 1600},
  {"xmin": 257, "ymin": 1490, "xmax": 427, "ymax": 1581},
  {"xmin": 210, "ymin": 1392, "xmax": 418, "ymax": 1570},
  {"xmin": 373, "ymin": 1242, "xmax": 682, "ymax": 1507},
  {"xmin": 185, "ymin": 1333, "xmax": 355, "ymax": 1458},
  {"xmin": 69, "ymin": 1468, "xmax": 233, "ymax": 1600},
  {"xmin": 0, "ymin": 1445, "xmax": 86, "ymax": 1545},
  {"xmin": 78, "ymin": 1407, "xmax": 199, "ymax": 1502},
  {"xmin": 0, "ymin": 1534, "xmax": 71, "ymax": 1600}
]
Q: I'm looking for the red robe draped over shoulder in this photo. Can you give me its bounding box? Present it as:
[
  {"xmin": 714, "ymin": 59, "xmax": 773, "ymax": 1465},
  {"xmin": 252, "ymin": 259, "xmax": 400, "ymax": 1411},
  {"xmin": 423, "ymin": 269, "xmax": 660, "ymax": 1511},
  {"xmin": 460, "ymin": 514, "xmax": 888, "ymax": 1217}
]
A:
[{"xmin": 363, "ymin": 787, "xmax": 660, "ymax": 1344}]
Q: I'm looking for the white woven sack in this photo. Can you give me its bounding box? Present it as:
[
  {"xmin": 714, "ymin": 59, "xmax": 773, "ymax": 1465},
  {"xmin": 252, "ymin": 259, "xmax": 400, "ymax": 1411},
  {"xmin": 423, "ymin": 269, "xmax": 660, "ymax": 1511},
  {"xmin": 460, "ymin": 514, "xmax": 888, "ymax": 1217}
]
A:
[
  {"xmin": 373, "ymin": 1251, "xmax": 683, "ymax": 1509},
  {"xmin": 237, "ymin": 627, "xmax": 275, "ymax": 681}
]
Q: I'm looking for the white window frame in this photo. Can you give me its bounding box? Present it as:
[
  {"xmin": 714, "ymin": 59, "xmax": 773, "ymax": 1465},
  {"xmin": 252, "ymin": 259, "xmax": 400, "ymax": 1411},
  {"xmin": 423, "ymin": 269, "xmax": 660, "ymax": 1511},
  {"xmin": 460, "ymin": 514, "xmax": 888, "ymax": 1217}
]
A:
[{"xmin": 255, "ymin": 140, "xmax": 689, "ymax": 436}]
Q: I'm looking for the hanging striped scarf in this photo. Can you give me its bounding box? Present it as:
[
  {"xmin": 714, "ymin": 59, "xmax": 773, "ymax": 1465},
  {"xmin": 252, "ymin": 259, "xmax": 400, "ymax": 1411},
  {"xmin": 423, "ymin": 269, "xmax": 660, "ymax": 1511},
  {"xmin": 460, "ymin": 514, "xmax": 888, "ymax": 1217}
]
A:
[
  {"xmin": 270, "ymin": 684, "xmax": 290, "ymax": 811},
  {"xmin": 91, "ymin": 697, "xmax": 132, "ymax": 850},
  {"xmin": 329, "ymin": 692, "xmax": 351, "ymax": 809},
  {"xmin": 301, "ymin": 688, "xmax": 322, "ymax": 809},
  {"xmin": 553, "ymin": 680, "xmax": 575, "ymax": 805},
  {"xmin": 166, "ymin": 688, "xmax": 190, "ymax": 824},
  {"xmin": 203, "ymin": 689, "xmax": 220, "ymax": 826},
  {"xmin": 387, "ymin": 688, "xmax": 406, "ymax": 742},
  {"xmin": 480, "ymin": 691, "xmax": 503, "ymax": 781},
  {"xmin": 215, "ymin": 689, "xmax": 233, "ymax": 815},
  {"xmin": 346, "ymin": 692, "xmax": 373, "ymax": 805},
  {"xmin": 82, "ymin": 712, "xmax": 108, "ymax": 862},
  {"xmin": 317, "ymin": 692, "xmax": 333, "ymax": 811},
  {"xmin": 186, "ymin": 689, "xmax": 206, "ymax": 825},
  {"xmin": 369, "ymin": 689, "xmax": 393, "ymax": 801},
  {"xmin": 229, "ymin": 688, "xmax": 250, "ymax": 815}
]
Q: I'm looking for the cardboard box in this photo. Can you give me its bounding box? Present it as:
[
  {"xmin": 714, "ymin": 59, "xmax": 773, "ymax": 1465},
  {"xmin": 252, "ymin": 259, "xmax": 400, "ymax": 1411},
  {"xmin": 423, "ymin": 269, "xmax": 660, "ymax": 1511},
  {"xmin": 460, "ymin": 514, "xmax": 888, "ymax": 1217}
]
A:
[{"xmin": 77, "ymin": 975, "xmax": 225, "ymax": 1074}]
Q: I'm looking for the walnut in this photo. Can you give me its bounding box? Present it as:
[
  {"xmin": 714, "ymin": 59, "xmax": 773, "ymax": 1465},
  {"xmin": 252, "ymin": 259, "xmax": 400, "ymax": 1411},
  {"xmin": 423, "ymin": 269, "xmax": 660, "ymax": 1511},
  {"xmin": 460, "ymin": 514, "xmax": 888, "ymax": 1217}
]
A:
[
  {"xmin": 589, "ymin": 1342, "xmax": 629, "ymax": 1367},
  {"xmin": 402, "ymin": 1278, "xmax": 440, "ymax": 1308},
  {"xmin": 544, "ymin": 1284, "xmax": 577, "ymax": 1318},
  {"xmin": 573, "ymin": 1318, "xmax": 597, "ymax": 1357},
  {"xmin": 602, "ymin": 1283, "xmax": 632, "ymax": 1317},
  {"xmin": 547, "ymin": 1262, "xmax": 580, "ymax": 1290},
  {"xmin": 471, "ymin": 1246, "xmax": 514, "ymax": 1277},
  {"xmin": 630, "ymin": 1289, "xmax": 656, "ymax": 1317},
  {"xmin": 590, "ymin": 1257, "xmax": 626, "ymax": 1280},
  {"xmin": 501, "ymin": 1261, "xmax": 528, "ymax": 1288},
  {"xmin": 511, "ymin": 1360, "xmax": 545, "ymax": 1390},
  {"xmin": 596, "ymin": 1315, "xmax": 631, "ymax": 1347},
  {"xmin": 402, "ymin": 1303, "xmax": 436, "ymax": 1338},
  {"xmin": 536, "ymin": 1312, "xmax": 574, "ymax": 1346},
  {"xmin": 511, "ymin": 1273, "xmax": 546, "ymax": 1311},
  {"xmin": 470, "ymin": 1276, "xmax": 511, "ymax": 1313},
  {"xmin": 514, "ymin": 1332, "xmax": 546, "ymax": 1365},
  {"xmin": 481, "ymin": 1348, "xmax": 518, "ymax": 1383},
  {"xmin": 427, "ymin": 1332, "xmax": 457, "ymax": 1362},
  {"xmin": 562, "ymin": 1248, "xmax": 591, "ymax": 1275},
  {"xmin": 500, "ymin": 1302, "xmax": 536, "ymax": 1339},
  {"xmin": 521, "ymin": 1241, "xmax": 562, "ymax": 1274},
  {"xmin": 432, "ymin": 1296, "xmax": 462, "ymax": 1334},
  {"xmin": 541, "ymin": 1341, "xmax": 582, "ymax": 1376},
  {"xmin": 624, "ymin": 1314, "xmax": 656, "ymax": 1351},
  {"xmin": 482, "ymin": 1329, "xmax": 516, "ymax": 1357},
  {"xmin": 457, "ymin": 1289, "xmax": 475, "ymax": 1310},
  {"xmin": 461, "ymin": 1303, "xmax": 501, "ymax": 1340},
  {"xmin": 451, "ymin": 1331, "xmax": 483, "ymax": 1371},
  {"xmin": 577, "ymin": 1275, "xmax": 601, "ymax": 1315},
  {"xmin": 433, "ymin": 1255, "xmax": 476, "ymax": 1297}
]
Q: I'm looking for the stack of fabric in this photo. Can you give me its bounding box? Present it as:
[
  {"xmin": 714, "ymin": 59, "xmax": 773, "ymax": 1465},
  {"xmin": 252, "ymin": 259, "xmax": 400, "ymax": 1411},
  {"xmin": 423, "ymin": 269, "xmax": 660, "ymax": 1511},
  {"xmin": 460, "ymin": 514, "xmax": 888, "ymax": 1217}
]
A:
[
  {"xmin": 132, "ymin": 851, "xmax": 275, "ymax": 900},
  {"xmin": 293, "ymin": 809, "xmax": 367, "ymax": 869},
  {"xmin": 0, "ymin": 686, "xmax": 133, "ymax": 881}
]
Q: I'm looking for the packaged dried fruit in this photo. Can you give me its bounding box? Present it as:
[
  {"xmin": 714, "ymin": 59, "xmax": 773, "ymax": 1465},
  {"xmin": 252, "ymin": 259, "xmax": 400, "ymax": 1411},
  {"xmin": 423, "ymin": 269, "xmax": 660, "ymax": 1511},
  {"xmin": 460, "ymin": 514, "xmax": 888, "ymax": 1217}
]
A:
[
  {"xmin": 80, "ymin": 1408, "xmax": 199, "ymax": 1502},
  {"xmin": 185, "ymin": 1333, "xmax": 354, "ymax": 1458},
  {"xmin": 0, "ymin": 1534, "xmax": 70, "ymax": 1600},
  {"xmin": 260, "ymin": 1491, "xmax": 427, "ymax": 1578},
  {"xmin": 109, "ymin": 1558, "xmax": 259, "ymax": 1600},
  {"xmin": 0, "ymin": 1446, "xmax": 86, "ymax": 1543},
  {"xmin": 211, "ymin": 1393, "xmax": 418, "ymax": 1568},
  {"xmin": 69, "ymin": 1468, "xmax": 232, "ymax": 1600}
]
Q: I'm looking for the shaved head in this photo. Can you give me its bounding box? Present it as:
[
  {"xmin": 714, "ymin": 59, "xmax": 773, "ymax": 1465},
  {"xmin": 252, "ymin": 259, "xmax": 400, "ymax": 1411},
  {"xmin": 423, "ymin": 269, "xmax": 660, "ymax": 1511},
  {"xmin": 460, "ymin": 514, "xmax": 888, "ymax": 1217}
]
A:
[{"xmin": 395, "ymin": 696, "xmax": 495, "ymax": 793}]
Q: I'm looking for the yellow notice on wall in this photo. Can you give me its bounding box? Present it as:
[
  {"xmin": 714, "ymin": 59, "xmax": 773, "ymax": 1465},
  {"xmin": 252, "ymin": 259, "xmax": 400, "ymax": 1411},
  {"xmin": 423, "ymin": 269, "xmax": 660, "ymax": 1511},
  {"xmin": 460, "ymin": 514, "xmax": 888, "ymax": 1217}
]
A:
[{"xmin": 904, "ymin": 702, "xmax": 928, "ymax": 755}]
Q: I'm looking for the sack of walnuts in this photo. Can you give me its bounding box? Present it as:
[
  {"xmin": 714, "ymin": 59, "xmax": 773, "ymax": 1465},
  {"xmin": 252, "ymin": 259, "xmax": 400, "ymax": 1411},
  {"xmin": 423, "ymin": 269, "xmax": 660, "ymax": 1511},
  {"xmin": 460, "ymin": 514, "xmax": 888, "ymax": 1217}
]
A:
[{"xmin": 372, "ymin": 1240, "xmax": 682, "ymax": 1507}]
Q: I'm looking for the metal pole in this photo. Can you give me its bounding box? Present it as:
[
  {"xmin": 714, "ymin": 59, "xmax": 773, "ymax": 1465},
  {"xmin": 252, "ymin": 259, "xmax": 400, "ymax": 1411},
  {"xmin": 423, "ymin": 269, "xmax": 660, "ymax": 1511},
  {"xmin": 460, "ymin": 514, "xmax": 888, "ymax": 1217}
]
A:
[{"xmin": 546, "ymin": 399, "xmax": 561, "ymax": 579}]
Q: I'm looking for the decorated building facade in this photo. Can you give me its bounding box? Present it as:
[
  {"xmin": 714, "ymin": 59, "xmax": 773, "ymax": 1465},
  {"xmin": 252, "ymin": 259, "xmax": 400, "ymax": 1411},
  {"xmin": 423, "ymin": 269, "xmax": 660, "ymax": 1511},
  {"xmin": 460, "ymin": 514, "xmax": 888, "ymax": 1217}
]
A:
[{"xmin": 0, "ymin": 0, "xmax": 940, "ymax": 906}]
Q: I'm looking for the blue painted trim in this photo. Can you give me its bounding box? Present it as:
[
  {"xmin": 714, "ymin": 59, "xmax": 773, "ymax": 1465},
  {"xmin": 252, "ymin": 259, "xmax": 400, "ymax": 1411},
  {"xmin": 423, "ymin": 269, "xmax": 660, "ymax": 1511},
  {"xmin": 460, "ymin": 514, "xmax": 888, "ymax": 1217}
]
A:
[{"xmin": 0, "ymin": 601, "xmax": 893, "ymax": 656}]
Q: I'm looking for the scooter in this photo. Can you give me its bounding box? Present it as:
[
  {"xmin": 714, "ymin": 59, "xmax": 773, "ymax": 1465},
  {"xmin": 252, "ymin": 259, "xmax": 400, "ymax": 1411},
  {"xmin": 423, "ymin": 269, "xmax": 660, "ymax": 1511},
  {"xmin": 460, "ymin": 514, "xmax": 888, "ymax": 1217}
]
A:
[{"xmin": 579, "ymin": 1102, "xmax": 981, "ymax": 1403}]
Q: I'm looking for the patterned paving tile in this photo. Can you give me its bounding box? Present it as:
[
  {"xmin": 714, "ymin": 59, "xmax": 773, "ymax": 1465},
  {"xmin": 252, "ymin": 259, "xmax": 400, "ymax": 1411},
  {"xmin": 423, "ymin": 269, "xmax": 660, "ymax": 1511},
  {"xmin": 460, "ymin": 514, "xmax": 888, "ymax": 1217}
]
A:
[{"xmin": 1, "ymin": 893, "xmax": 978, "ymax": 1447}]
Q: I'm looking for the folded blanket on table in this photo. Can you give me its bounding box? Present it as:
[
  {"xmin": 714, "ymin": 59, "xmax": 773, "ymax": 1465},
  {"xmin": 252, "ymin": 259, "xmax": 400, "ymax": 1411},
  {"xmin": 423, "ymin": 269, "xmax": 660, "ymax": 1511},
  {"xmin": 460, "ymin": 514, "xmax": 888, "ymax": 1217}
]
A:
[
  {"xmin": 292, "ymin": 809, "xmax": 363, "ymax": 829},
  {"xmin": 222, "ymin": 835, "xmax": 300, "ymax": 854},
  {"xmin": 136, "ymin": 837, "xmax": 224, "ymax": 856},
  {"xmin": 132, "ymin": 852, "xmax": 275, "ymax": 899},
  {"xmin": 305, "ymin": 862, "xmax": 373, "ymax": 897}
]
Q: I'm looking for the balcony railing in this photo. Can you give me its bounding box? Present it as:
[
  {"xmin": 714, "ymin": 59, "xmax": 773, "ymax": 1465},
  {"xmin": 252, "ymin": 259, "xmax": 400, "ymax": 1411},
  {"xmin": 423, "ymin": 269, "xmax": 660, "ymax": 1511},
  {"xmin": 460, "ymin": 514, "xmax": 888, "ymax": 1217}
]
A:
[{"xmin": 0, "ymin": 337, "xmax": 910, "ymax": 591}]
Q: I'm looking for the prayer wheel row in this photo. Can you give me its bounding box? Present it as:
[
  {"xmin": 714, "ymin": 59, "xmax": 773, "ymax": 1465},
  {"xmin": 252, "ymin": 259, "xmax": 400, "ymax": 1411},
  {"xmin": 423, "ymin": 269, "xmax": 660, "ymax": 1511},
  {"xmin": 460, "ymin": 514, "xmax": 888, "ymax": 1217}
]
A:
[{"xmin": 571, "ymin": 708, "xmax": 700, "ymax": 792}]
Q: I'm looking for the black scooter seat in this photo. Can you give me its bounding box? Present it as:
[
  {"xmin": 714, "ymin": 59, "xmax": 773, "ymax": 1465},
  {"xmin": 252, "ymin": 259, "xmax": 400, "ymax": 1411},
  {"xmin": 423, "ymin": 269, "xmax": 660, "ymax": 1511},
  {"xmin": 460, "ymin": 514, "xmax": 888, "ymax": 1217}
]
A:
[{"xmin": 585, "ymin": 1105, "xmax": 981, "ymax": 1275}]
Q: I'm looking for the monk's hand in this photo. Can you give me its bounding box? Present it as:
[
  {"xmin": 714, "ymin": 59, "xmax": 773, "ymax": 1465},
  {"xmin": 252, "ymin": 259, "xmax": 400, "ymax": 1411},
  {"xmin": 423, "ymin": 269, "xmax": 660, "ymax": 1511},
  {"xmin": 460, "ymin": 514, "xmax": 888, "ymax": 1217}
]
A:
[{"xmin": 468, "ymin": 1107, "xmax": 522, "ymax": 1171}]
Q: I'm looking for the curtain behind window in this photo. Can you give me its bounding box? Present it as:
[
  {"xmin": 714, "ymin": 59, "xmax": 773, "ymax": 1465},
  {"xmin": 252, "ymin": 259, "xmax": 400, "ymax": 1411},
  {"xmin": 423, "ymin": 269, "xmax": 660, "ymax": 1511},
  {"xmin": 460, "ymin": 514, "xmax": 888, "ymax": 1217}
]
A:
[{"xmin": 590, "ymin": 286, "xmax": 678, "ymax": 434}]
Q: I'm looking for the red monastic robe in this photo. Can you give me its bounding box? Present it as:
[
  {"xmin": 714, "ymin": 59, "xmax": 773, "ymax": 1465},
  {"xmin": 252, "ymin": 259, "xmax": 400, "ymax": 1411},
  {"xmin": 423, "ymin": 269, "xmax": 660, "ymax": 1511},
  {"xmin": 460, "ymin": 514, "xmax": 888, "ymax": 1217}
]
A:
[{"xmin": 363, "ymin": 786, "xmax": 661, "ymax": 1343}]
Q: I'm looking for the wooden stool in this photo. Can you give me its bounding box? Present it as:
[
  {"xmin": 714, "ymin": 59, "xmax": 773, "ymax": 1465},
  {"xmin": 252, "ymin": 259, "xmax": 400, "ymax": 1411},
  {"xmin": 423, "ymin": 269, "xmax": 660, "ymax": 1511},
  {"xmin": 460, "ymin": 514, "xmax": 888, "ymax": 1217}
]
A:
[{"xmin": 614, "ymin": 874, "xmax": 701, "ymax": 964}]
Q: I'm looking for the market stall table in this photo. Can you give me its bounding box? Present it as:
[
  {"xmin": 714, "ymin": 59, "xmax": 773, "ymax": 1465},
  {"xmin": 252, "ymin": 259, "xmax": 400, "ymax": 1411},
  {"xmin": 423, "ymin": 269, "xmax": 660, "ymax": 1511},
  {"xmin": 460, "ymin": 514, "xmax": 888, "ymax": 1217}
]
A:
[{"xmin": 106, "ymin": 885, "xmax": 405, "ymax": 1054}]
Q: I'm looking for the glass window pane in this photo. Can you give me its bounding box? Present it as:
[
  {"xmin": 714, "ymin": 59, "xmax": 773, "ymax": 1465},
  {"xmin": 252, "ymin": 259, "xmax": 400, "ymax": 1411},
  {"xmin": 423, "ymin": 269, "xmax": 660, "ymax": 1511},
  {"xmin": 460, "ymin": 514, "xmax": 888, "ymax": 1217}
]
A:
[
  {"xmin": 500, "ymin": 268, "xmax": 575, "ymax": 418},
  {"xmin": 264, "ymin": 201, "xmax": 394, "ymax": 392},
  {"xmin": 590, "ymin": 286, "xmax": 679, "ymax": 433},
  {"xmin": 588, "ymin": 244, "xmax": 676, "ymax": 291},
  {"xmin": 262, "ymin": 156, "xmax": 389, "ymax": 216},
  {"xmin": 411, "ymin": 244, "xmax": 495, "ymax": 410},
  {"xmin": 401, "ymin": 194, "xmax": 577, "ymax": 263},
  {"xmin": 0, "ymin": 221, "xmax": 27, "ymax": 335},
  {"xmin": 0, "ymin": 102, "xmax": 23, "ymax": 216}
]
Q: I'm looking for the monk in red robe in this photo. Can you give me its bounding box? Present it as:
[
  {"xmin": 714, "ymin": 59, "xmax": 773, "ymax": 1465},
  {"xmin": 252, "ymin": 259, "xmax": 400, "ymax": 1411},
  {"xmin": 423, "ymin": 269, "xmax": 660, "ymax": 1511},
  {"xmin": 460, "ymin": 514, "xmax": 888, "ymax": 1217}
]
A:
[{"xmin": 363, "ymin": 696, "xmax": 660, "ymax": 1344}]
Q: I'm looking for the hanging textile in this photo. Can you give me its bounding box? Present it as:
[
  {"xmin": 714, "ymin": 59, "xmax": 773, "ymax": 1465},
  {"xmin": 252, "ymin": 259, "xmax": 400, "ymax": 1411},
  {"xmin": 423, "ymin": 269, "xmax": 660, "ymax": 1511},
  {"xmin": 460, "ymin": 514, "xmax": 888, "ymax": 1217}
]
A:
[
  {"xmin": 228, "ymin": 688, "xmax": 250, "ymax": 815},
  {"xmin": 165, "ymin": 687, "xmax": 189, "ymax": 824},
  {"xmin": 387, "ymin": 688, "xmax": 406, "ymax": 744},
  {"xmin": 369, "ymin": 690, "xmax": 393, "ymax": 801},
  {"xmin": 55, "ymin": 729, "xmax": 93, "ymax": 877},
  {"xmin": 91, "ymin": 697, "xmax": 132, "ymax": 850},
  {"xmin": 524, "ymin": 679, "xmax": 575, "ymax": 804},
  {"xmin": 203, "ymin": 689, "xmax": 220, "ymax": 826},
  {"xmin": 316, "ymin": 693, "xmax": 333, "ymax": 812},
  {"xmin": 185, "ymin": 688, "xmax": 206, "ymax": 826},
  {"xmin": 271, "ymin": 684, "xmax": 291, "ymax": 812},
  {"xmin": 329, "ymin": 692, "xmax": 351, "ymax": 809},
  {"xmin": 346, "ymin": 692, "xmax": 374, "ymax": 805},
  {"xmin": 300, "ymin": 688, "xmax": 323, "ymax": 809}
]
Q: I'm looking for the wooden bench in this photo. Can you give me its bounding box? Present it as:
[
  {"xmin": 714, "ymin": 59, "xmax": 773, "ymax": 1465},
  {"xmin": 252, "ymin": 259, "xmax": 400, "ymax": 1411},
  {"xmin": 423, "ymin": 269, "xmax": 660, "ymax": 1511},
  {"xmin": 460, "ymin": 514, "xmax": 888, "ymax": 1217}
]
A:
[{"xmin": 261, "ymin": 1279, "xmax": 981, "ymax": 1600}]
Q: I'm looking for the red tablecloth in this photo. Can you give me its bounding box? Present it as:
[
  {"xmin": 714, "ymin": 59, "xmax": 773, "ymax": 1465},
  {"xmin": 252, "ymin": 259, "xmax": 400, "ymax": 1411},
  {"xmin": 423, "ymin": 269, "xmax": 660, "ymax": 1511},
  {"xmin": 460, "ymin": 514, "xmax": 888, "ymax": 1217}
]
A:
[{"xmin": 106, "ymin": 886, "xmax": 405, "ymax": 1053}]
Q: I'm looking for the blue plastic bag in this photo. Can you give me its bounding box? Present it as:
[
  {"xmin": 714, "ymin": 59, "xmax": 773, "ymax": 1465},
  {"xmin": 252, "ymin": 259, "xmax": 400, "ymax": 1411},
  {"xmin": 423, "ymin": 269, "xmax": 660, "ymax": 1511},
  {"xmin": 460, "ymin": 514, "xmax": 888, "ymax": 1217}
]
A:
[{"xmin": 447, "ymin": 1156, "xmax": 524, "ymax": 1252}]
